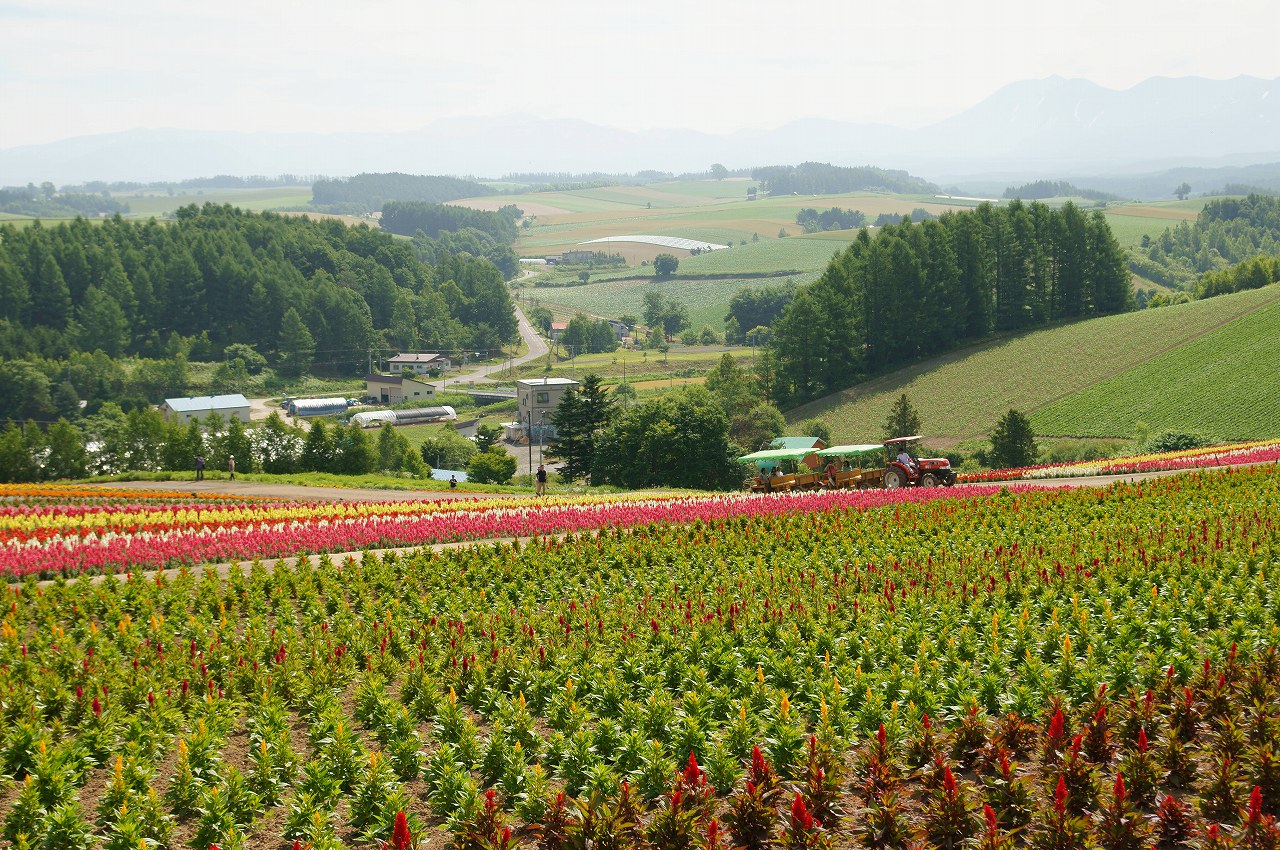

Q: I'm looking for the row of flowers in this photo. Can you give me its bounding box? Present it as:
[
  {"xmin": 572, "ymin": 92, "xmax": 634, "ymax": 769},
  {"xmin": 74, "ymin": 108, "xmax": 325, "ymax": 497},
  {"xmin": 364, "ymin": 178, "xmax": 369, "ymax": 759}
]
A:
[
  {"xmin": 0, "ymin": 485, "xmax": 1028, "ymax": 578},
  {"xmin": 0, "ymin": 490, "xmax": 704, "ymax": 538},
  {"xmin": 957, "ymin": 438, "xmax": 1280, "ymax": 483}
]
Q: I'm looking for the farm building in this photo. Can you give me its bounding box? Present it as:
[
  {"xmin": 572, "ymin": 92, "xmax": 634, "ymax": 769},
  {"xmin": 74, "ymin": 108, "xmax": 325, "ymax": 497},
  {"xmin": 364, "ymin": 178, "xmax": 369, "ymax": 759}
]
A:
[
  {"xmin": 287, "ymin": 398, "xmax": 350, "ymax": 417},
  {"xmin": 162, "ymin": 394, "xmax": 250, "ymax": 425},
  {"xmin": 548, "ymin": 321, "xmax": 568, "ymax": 341},
  {"xmin": 366, "ymin": 374, "xmax": 436, "ymax": 405},
  {"xmin": 516, "ymin": 377, "xmax": 579, "ymax": 441},
  {"xmin": 387, "ymin": 352, "xmax": 451, "ymax": 375}
]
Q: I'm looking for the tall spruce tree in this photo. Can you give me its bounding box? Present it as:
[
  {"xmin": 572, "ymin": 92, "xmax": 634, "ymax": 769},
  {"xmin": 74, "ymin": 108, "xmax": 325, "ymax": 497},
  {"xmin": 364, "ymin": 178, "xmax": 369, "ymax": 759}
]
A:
[
  {"xmin": 883, "ymin": 394, "xmax": 922, "ymax": 441},
  {"xmin": 277, "ymin": 307, "xmax": 316, "ymax": 377},
  {"xmin": 989, "ymin": 408, "xmax": 1038, "ymax": 469},
  {"xmin": 548, "ymin": 373, "xmax": 616, "ymax": 483}
]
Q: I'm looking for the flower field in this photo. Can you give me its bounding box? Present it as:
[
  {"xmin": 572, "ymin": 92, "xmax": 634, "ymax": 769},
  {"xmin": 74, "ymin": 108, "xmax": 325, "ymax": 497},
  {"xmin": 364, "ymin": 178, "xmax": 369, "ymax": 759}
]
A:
[
  {"xmin": 0, "ymin": 485, "xmax": 1029, "ymax": 580},
  {"xmin": 958, "ymin": 438, "xmax": 1280, "ymax": 483},
  {"xmin": 1, "ymin": 465, "xmax": 1279, "ymax": 848}
]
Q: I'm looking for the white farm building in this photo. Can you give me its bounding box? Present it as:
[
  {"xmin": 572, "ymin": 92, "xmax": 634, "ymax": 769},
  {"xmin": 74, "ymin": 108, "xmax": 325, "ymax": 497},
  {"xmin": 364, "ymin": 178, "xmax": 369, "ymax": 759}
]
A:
[{"xmin": 162, "ymin": 394, "xmax": 251, "ymax": 425}]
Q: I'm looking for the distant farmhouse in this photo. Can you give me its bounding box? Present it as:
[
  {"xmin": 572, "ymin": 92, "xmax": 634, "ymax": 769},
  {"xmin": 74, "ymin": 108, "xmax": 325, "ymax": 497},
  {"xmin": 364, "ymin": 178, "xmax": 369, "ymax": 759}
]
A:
[
  {"xmin": 366, "ymin": 374, "xmax": 437, "ymax": 405},
  {"xmin": 162, "ymin": 394, "xmax": 250, "ymax": 425},
  {"xmin": 387, "ymin": 352, "xmax": 452, "ymax": 375}
]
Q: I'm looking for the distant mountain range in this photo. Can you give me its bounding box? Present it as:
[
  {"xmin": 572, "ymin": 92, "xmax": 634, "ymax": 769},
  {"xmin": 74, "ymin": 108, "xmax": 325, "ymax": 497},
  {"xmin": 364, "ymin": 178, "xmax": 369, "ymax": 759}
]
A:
[{"xmin": 2, "ymin": 75, "xmax": 1278, "ymax": 188}]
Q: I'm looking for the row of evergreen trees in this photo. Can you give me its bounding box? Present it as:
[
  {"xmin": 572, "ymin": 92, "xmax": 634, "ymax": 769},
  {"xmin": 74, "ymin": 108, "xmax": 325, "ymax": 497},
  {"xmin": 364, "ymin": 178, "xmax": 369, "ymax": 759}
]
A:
[
  {"xmin": 0, "ymin": 204, "xmax": 516, "ymax": 370},
  {"xmin": 771, "ymin": 201, "xmax": 1132, "ymax": 405}
]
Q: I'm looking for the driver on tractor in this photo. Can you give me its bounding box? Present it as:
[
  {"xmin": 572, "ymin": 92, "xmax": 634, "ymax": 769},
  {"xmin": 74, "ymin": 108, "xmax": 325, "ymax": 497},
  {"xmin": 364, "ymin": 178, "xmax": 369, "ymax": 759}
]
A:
[{"xmin": 896, "ymin": 446, "xmax": 917, "ymax": 475}]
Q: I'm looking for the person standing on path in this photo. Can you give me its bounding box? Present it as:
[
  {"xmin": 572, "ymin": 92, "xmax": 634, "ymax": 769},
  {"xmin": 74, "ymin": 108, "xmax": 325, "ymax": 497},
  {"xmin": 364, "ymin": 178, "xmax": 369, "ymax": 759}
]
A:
[
  {"xmin": 228, "ymin": 455, "xmax": 236, "ymax": 480},
  {"xmin": 195, "ymin": 454, "xmax": 205, "ymax": 481},
  {"xmin": 535, "ymin": 464, "xmax": 547, "ymax": 496}
]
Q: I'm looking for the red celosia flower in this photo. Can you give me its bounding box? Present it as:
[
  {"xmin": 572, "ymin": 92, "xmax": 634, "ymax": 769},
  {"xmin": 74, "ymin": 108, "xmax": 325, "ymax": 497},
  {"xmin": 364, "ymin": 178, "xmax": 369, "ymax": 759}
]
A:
[
  {"xmin": 1047, "ymin": 708, "xmax": 1064, "ymax": 744},
  {"xmin": 791, "ymin": 792, "xmax": 813, "ymax": 831},
  {"xmin": 391, "ymin": 810, "xmax": 412, "ymax": 850},
  {"xmin": 1114, "ymin": 772, "xmax": 1127, "ymax": 805},
  {"xmin": 984, "ymin": 803, "xmax": 997, "ymax": 833},
  {"xmin": 683, "ymin": 751, "xmax": 701, "ymax": 784},
  {"xmin": 943, "ymin": 765, "xmax": 957, "ymax": 796},
  {"xmin": 1248, "ymin": 786, "xmax": 1263, "ymax": 824},
  {"xmin": 1054, "ymin": 776, "xmax": 1068, "ymax": 816},
  {"xmin": 1137, "ymin": 727, "xmax": 1149, "ymax": 752}
]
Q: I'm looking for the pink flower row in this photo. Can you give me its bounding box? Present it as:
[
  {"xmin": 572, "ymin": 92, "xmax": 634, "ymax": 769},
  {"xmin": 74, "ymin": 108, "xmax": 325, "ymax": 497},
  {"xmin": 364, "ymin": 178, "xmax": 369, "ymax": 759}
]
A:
[
  {"xmin": 2, "ymin": 486, "xmax": 1025, "ymax": 579},
  {"xmin": 1097, "ymin": 445, "xmax": 1280, "ymax": 475}
]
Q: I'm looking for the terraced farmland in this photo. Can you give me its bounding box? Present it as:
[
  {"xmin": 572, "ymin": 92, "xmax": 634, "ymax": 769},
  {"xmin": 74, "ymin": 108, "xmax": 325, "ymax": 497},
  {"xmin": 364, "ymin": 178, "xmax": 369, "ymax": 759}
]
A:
[
  {"xmin": 789, "ymin": 283, "xmax": 1280, "ymax": 443},
  {"xmin": 1032, "ymin": 294, "xmax": 1280, "ymax": 439}
]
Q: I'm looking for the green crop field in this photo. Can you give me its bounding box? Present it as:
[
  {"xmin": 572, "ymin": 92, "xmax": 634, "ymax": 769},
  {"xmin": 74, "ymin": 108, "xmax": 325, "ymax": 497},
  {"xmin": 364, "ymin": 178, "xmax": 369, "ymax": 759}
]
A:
[
  {"xmin": 500, "ymin": 180, "xmax": 990, "ymax": 258},
  {"xmin": 524, "ymin": 272, "xmax": 821, "ymax": 332},
  {"xmin": 1031, "ymin": 295, "xmax": 1280, "ymax": 439},
  {"xmin": 494, "ymin": 344, "xmax": 753, "ymax": 384},
  {"xmin": 1102, "ymin": 202, "xmax": 1202, "ymax": 248},
  {"xmin": 114, "ymin": 186, "xmax": 313, "ymax": 217},
  {"xmin": 788, "ymin": 283, "xmax": 1280, "ymax": 444}
]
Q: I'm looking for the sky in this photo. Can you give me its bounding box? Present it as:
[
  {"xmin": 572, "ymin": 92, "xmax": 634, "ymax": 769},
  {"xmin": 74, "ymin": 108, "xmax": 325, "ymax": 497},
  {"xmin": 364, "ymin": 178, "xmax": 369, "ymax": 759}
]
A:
[{"xmin": 3, "ymin": 0, "xmax": 1279, "ymax": 151}]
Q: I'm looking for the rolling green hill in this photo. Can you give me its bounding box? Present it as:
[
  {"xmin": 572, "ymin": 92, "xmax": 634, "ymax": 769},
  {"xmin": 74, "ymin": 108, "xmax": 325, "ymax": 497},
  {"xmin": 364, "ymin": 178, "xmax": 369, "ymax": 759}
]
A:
[
  {"xmin": 1032, "ymin": 295, "xmax": 1280, "ymax": 439},
  {"xmin": 788, "ymin": 284, "xmax": 1280, "ymax": 444}
]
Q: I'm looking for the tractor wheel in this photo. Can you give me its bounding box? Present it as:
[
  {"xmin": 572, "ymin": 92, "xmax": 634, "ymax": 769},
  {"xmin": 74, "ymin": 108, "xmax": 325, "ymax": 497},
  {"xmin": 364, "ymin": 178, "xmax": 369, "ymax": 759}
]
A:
[
  {"xmin": 883, "ymin": 469, "xmax": 904, "ymax": 489},
  {"xmin": 920, "ymin": 472, "xmax": 940, "ymax": 488}
]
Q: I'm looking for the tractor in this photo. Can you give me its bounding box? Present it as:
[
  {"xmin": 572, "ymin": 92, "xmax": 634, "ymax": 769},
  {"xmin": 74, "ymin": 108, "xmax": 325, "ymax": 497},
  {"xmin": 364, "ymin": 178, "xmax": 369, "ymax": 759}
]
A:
[{"xmin": 882, "ymin": 436, "xmax": 957, "ymax": 488}]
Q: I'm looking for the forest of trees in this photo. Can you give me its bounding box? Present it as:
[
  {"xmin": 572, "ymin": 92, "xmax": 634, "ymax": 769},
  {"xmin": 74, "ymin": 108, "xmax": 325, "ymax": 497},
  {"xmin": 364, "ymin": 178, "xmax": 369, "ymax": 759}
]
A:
[
  {"xmin": 725, "ymin": 283, "xmax": 795, "ymax": 340},
  {"xmin": 410, "ymin": 227, "xmax": 520, "ymax": 281},
  {"xmin": 796, "ymin": 207, "xmax": 866, "ymax": 232},
  {"xmin": 771, "ymin": 201, "xmax": 1132, "ymax": 405},
  {"xmin": 752, "ymin": 162, "xmax": 937, "ymax": 196},
  {"xmin": 310, "ymin": 172, "xmax": 492, "ymax": 213},
  {"xmin": 1003, "ymin": 180, "xmax": 1117, "ymax": 202},
  {"xmin": 1129, "ymin": 194, "xmax": 1280, "ymax": 291},
  {"xmin": 0, "ymin": 204, "xmax": 517, "ymax": 378},
  {"xmin": 380, "ymin": 201, "xmax": 522, "ymax": 244},
  {"xmin": 0, "ymin": 185, "xmax": 129, "ymax": 218}
]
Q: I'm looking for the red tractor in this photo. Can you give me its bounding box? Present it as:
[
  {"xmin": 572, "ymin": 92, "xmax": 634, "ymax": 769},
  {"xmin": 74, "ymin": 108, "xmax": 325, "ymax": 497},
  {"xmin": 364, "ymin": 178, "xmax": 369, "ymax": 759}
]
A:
[{"xmin": 882, "ymin": 436, "xmax": 957, "ymax": 488}]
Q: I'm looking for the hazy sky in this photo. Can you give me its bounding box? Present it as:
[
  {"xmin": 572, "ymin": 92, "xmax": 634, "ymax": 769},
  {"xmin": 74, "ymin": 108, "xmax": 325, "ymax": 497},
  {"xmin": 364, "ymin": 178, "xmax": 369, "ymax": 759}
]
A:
[{"xmin": 4, "ymin": 0, "xmax": 1278, "ymax": 150}]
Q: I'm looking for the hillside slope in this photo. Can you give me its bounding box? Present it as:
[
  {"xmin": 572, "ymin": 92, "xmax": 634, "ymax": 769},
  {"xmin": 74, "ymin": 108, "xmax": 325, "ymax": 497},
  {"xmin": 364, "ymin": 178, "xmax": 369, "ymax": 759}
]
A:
[
  {"xmin": 1032, "ymin": 296, "xmax": 1280, "ymax": 440},
  {"xmin": 788, "ymin": 284, "xmax": 1280, "ymax": 443}
]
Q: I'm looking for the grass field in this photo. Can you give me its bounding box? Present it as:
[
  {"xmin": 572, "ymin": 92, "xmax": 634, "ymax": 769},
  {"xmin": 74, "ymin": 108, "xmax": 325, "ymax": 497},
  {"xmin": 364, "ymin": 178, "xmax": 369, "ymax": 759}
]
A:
[
  {"xmin": 117, "ymin": 186, "xmax": 312, "ymax": 216},
  {"xmin": 493, "ymin": 344, "xmax": 753, "ymax": 384},
  {"xmin": 1102, "ymin": 201, "xmax": 1201, "ymax": 247},
  {"xmin": 1031, "ymin": 294, "xmax": 1280, "ymax": 439},
  {"xmin": 788, "ymin": 283, "xmax": 1280, "ymax": 444},
  {"xmin": 523, "ymin": 272, "xmax": 821, "ymax": 331}
]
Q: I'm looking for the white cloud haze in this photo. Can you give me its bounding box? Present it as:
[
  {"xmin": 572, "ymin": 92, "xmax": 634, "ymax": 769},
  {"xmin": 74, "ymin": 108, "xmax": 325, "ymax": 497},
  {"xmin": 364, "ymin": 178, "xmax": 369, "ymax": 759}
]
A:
[{"xmin": 2, "ymin": 0, "xmax": 1278, "ymax": 149}]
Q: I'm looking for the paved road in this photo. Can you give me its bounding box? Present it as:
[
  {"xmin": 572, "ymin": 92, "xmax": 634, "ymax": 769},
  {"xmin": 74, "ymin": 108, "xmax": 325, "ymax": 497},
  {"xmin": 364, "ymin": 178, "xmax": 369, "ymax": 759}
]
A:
[{"xmin": 437, "ymin": 302, "xmax": 550, "ymax": 390}]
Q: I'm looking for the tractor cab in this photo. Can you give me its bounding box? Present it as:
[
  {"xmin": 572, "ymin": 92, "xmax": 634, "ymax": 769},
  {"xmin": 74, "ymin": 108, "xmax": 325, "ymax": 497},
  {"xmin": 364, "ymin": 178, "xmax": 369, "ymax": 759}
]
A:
[{"xmin": 882, "ymin": 436, "xmax": 957, "ymax": 488}]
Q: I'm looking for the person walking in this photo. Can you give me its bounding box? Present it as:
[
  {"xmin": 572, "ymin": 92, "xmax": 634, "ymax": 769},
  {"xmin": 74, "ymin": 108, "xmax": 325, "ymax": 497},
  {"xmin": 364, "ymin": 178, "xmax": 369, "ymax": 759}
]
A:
[
  {"xmin": 227, "ymin": 455, "xmax": 236, "ymax": 480},
  {"xmin": 194, "ymin": 454, "xmax": 205, "ymax": 481},
  {"xmin": 535, "ymin": 464, "xmax": 547, "ymax": 496}
]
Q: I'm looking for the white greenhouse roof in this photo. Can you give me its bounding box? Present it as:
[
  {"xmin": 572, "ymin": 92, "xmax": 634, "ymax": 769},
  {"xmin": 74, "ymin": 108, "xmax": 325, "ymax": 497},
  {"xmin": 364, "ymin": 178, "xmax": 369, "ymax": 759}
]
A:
[
  {"xmin": 579, "ymin": 235, "xmax": 729, "ymax": 251},
  {"xmin": 164, "ymin": 394, "xmax": 250, "ymax": 413}
]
